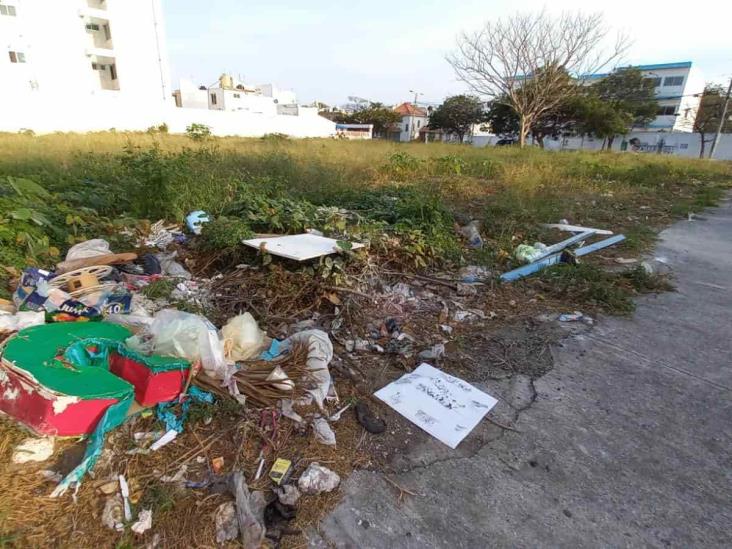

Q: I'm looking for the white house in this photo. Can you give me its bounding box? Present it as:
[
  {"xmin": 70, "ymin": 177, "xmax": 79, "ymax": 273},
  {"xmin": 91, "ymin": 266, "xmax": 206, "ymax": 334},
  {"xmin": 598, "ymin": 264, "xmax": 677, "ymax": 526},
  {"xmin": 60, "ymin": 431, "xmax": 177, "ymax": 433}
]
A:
[
  {"xmin": 0, "ymin": 0, "xmax": 173, "ymax": 132},
  {"xmin": 391, "ymin": 103, "xmax": 429, "ymax": 142}
]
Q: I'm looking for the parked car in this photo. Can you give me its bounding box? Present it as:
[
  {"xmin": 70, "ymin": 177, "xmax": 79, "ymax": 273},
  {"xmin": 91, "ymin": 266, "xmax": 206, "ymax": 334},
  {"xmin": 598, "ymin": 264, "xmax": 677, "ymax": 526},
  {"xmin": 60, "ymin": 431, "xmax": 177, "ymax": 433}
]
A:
[{"xmin": 495, "ymin": 138, "xmax": 517, "ymax": 146}]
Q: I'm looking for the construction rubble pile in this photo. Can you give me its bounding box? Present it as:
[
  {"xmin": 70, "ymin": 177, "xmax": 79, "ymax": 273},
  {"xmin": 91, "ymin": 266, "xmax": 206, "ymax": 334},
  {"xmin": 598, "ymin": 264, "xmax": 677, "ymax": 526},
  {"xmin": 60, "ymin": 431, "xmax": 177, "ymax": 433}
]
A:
[{"xmin": 0, "ymin": 211, "xmax": 628, "ymax": 547}]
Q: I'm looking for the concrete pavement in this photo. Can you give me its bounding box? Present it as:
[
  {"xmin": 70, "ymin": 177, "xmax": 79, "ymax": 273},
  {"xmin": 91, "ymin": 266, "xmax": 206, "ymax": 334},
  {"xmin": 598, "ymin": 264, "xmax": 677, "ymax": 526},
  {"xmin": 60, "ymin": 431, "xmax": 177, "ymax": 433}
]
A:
[{"xmin": 317, "ymin": 196, "xmax": 732, "ymax": 548}]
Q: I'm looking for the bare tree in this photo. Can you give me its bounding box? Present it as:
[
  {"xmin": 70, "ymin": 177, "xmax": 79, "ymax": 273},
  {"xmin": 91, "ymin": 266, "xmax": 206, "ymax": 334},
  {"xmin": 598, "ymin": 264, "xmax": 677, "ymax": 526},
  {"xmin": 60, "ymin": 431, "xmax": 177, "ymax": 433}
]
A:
[{"xmin": 447, "ymin": 11, "xmax": 629, "ymax": 147}]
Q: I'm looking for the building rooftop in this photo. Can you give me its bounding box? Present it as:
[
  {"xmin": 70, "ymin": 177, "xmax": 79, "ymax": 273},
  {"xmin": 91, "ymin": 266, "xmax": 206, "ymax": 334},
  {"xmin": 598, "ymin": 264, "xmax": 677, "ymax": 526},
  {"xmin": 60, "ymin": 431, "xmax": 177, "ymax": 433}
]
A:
[
  {"xmin": 582, "ymin": 61, "xmax": 693, "ymax": 80},
  {"xmin": 394, "ymin": 102, "xmax": 428, "ymax": 117}
]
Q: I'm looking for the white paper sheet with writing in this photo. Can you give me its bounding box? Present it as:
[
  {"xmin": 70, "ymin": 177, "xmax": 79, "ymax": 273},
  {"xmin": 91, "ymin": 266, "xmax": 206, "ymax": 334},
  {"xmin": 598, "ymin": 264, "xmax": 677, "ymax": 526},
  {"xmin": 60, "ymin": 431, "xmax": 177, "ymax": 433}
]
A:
[{"xmin": 374, "ymin": 363, "xmax": 498, "ymax": 449}]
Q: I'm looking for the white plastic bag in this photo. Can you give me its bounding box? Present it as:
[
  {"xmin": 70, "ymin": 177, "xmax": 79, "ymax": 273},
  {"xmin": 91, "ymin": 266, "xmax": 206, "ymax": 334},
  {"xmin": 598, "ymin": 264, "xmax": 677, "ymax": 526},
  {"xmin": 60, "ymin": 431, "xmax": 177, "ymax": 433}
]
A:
[
  {"xmin": 139, "ymin": 309, "xmax": 226, "ymax": 378},
  {"xmin": 298, "ymin": 462, "xmax": 340, "ymax": 494},
  {"xmin": 0, "ymin": 310, "xmax": 45, "ymax": 334},
  {"xmin": 221, "ymin": 313, "xmax": 266, "ymax": 361},
  {"xmin": 65, "ymin": 239, "xmax": 111, "ymax": 261}
]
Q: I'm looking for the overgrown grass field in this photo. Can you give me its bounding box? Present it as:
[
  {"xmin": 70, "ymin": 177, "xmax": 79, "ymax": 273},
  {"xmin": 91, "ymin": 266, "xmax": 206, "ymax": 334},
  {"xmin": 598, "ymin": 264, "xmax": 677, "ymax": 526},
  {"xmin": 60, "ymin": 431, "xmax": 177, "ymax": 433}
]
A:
[{"xmin": 0, "ymin": 131, "xmax": 730, "ymax": 309}]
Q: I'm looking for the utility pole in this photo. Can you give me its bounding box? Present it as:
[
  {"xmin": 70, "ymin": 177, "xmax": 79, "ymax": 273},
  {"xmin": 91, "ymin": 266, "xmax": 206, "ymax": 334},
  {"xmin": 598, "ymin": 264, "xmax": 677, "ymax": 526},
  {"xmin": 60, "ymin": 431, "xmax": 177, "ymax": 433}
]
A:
[
  {"xmin": 709, "ymin": 77, "xmax": 732, "ymax": 159},
  {"xmin": 408, "ymin": 89, "xmax": 423, "ymax": 141}
]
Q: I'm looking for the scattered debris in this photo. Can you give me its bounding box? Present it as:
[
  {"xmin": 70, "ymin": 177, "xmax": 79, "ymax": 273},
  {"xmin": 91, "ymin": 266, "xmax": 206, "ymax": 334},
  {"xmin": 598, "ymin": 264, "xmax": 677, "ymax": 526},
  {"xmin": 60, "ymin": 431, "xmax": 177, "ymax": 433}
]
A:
[
  {"xmin": 119, "ymin": 474, "xmax": 132, "ymax": 522},
  {"xmin": 502, "ymin": 226, "xmax": 626, "ymax": 282},
  {"xmin": 215, "ymin": 501, "xmax": 239, "ymax": 544},
  {"xmin": 228, "ymin": 471, "xmax": 266, "ymax": 549},
  {"xmin": 457, "ymin": 220, "xmax": 484, "ymax": 248},
  {"xmin": 375, "ymin": 363, "xmax": 498, "ymax": 449},
  {"xmin": 12, "ymin": 437, "xmax": 55, "ymax": 464},
  {"xmin": 131, "ymin": 509, "xmax": 153, "ymax": 535},
  {"xmin": 269, "ymin": 458, "xmax": 294, "ymax": 486},
  {"xmin": 149, "ymin": 429, "xmax": 178, "ymax": 452},
  {"xmin": 275, "ymin": 484, "xmax": 301, "ymax": 506},
  {"xmin": 459, "ymin": 265, "xmax": 491, "ymax": 283},
  {"xmin": 515, "ymin": 243, "xmax": 549, "ymax": 264},
  {"xmin": 186, "ymin": 210, "xmax": 210, "ymax": 235},
  {"xmin": 212, "ymin": 456, "xmax": 225, "ymax": 474},
  {"xmin": 0, "ymin": 310, "xmax": 44, "ymax": 334},
  {"xmin": 558, "ymin": 311, "xmax": 593, "ymax": 324},
  {"xmin": 541, "ymin": 223, "xmax": 613, "ymax": 235},
  {"xmin": 641, "ymin": 257, "xmax": 672, "ymax": 276},
  {"xmin": 298, "ymin": 463, "xmax": 340, "ymax": 495},
  {"xmin": 418, "ymin": 343, "xmax": 446, "ymax": 361},
  {"xmin": 101, "ymin": 494, "xmax": 125, "ymax": 531},
  {"xmin": 221, "ymin": 312, "xmax": 266, "ymax": 361},
  {"xmin": 355, "ymin": 402, "xmax": 386, "ymax": 434},
  {"xmin": 312, "ymin": 416, "xmax": 336, "ymax": 445}
]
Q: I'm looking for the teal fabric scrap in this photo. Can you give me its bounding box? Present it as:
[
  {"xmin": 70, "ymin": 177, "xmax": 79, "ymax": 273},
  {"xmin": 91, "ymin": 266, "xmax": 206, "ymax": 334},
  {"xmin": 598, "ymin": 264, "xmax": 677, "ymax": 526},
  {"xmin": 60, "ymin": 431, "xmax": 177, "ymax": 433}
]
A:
[
  {"xmin": 51, "ymin": 392, "xmax": 134, "ymax": 497},
  {"xmin": 156, "ymin": 386, "xmax": 214, "ymax": 433},
  {"xmin": 259, "ymin": 338, "xmax": 282, "ymax": 361}
]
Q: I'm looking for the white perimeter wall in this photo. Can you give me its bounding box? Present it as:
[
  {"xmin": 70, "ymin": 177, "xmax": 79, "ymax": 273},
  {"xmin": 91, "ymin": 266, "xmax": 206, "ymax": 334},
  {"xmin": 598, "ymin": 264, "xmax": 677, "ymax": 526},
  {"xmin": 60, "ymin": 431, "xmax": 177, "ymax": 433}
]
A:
[
  {"xmin": 0, "ymin": 101, "xmax": 337, "ymax": 138},
  {"xmin": 472, "ymin": 132, "xmax": 732, "ymax": 161},
  {"xmin": 166, "ymin": 107, "xmax": 336, "ymax": 138}
]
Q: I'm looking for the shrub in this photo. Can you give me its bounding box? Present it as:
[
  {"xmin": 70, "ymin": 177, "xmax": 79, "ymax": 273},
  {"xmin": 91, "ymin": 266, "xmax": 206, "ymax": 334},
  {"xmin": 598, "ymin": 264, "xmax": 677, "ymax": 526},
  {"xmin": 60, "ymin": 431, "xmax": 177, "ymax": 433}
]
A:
[
  {"xmin": 185, "ymin": 123, "xmax": 211, "ymax": 141},
  {"xmin": 200, "ymin": 215, "xmax": 254, "ymax": 250}
]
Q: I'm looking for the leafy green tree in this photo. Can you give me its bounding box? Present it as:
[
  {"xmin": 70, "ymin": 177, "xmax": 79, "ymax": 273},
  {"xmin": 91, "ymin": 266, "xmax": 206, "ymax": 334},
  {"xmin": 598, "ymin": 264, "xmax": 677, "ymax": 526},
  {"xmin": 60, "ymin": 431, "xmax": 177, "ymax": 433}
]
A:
[
  {"xmin": 573, "ymin": 93, "xmax": 630, "ymax": 144},
  {"xmin": 590, "ymin": 68, "xmax": 657, "ymax": 149},
  {"xmin": 428, "ymin": 95, "xmax": 486, "ymax": 143},
  {"xmin": 483, "ymin": 98, "xmax": 518, "ymax": 137},
  {"xmin": 694, "ymin": 85, "xmax": 732, "ymax": 158}
]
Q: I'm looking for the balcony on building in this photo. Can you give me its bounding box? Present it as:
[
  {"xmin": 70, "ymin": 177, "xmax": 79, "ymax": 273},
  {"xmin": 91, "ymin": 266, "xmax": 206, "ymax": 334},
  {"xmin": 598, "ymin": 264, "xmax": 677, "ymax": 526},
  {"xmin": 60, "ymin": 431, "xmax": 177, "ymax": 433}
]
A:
[
  {"xmin": 90, "ymin": 55, "xmax": 119, "ymax": 91},
  {"xmin": 83, "ymin": 16, "xmax": 113, "ymax": 53}
]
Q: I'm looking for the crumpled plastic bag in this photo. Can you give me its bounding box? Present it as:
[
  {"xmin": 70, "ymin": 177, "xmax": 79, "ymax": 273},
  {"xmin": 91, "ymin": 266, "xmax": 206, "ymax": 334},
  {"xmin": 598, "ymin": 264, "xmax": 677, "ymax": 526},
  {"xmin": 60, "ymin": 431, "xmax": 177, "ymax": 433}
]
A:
[
  {"xmin": 279, "ymin": 329, "xmax": 333, "ymax": 409},
  {"xmin": 12, "ymin": 437, "xmax": 54, "ymax": 464},
  {"xmin": 0, "ymin": 311, "xmax": 45, "ymax": 334},
  {"xmin": 514, "ymin": 242, "xmax": 548, "ymax": 264},
  {"xmin": 298, "ymin": 462, "xmax": 340, "ymax": 495},
  {"xmin": 312, "ymin": 417, "xmax": 336, "ymax": 446},
  {"xmin": 155, "ymin": 251, "xmax": 192, "ymax": 279},
  {"xmin": 65, "ymin": 239, "xmax": 111, "ymax": 261},
  {"xmin": 221, "ymin": 313, "xmax": 266, "ymax": 361},
  {"xmin": 130, "ymin": 309, "xmax": 226, "ymax": 378},
  {"xmin": 215, "ymin": 501, "xmax": 239, "ymax": 543}
]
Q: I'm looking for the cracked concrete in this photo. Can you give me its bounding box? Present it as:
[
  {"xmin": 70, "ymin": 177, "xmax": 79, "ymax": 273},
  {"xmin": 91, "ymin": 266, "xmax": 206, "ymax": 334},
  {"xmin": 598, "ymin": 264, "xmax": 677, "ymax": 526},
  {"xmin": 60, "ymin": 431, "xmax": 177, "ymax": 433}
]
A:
[{"xmin": 316, "ymin": 196, "xmax": 732, "ymax": 548}]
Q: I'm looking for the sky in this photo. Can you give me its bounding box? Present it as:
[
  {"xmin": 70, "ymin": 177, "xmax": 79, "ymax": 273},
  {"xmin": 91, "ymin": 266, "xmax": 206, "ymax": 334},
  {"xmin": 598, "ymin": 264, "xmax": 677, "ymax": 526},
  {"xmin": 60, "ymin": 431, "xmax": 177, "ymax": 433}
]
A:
[{"xmin": 163, "ymin": 0, "xmax": 732, "ymax": 106}]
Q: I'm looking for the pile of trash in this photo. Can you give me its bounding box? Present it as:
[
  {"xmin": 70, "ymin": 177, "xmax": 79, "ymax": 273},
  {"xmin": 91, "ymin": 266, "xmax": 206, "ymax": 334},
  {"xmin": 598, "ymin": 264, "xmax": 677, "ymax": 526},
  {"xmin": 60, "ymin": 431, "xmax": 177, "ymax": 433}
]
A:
[{"xmin": 0, "ymin": 211, "xmax": 379, "ymax": 545}]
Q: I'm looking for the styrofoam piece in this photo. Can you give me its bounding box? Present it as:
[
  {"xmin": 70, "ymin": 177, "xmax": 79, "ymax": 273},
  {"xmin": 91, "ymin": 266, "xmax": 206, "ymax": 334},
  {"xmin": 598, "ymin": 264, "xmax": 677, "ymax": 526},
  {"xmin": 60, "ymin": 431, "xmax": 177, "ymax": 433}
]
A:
[{"xmin": 242, "ymin": 234, "xmax": 364, "ymax": 261}]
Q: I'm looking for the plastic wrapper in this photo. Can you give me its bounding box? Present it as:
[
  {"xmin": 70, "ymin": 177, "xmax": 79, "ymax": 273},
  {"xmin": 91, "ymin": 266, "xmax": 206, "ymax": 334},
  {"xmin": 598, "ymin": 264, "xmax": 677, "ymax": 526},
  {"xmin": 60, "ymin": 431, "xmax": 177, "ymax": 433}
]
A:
[
  {"xmin": 65, "ymin": 239, "xmax": 111, "ymax": 261},
  {"xmin": 140, "ymin": 309, "xmax": 226, "ymax": 377},
  {"xmin": 279, "ymin": 329, "xmax": 333, "ymax": 408},
  {"xmin": 297, "ymin": 462, "xmax": 340, "ymax": 494},
  {"xmin": 221, "ymin": 313, "xmax": 266, "ymax": 361}
]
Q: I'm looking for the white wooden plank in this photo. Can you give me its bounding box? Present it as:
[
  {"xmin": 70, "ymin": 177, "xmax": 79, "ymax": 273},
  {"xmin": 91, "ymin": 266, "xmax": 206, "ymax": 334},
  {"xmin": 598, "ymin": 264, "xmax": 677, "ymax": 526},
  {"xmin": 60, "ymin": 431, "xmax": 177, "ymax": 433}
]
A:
[{"xmin": 542, "ymin": 223, "xmax": 613, "ymax": 235}]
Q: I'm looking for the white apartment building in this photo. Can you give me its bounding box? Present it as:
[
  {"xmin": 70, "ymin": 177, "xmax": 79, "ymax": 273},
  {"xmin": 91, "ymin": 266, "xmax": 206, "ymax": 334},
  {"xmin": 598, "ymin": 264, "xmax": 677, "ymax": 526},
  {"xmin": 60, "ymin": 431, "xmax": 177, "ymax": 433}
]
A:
[
  {"xmin": 0, "ymin": 0, "xmax": 173, "ymax": 132},
  {"xmin": 585, "ymin": 61, "xmax": 705, "ymax": 133},
  {"xmin": 0, "ymin": 1, "xmax": 335, "ymax": 137}
]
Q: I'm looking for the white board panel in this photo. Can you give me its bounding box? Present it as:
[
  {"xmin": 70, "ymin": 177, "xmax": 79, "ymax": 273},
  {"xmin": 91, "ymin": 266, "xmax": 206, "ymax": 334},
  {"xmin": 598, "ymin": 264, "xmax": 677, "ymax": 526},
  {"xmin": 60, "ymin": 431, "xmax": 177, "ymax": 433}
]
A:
[{"xmin": 242, "ymin": 234, "xmax": 364, "ymax": 261}]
